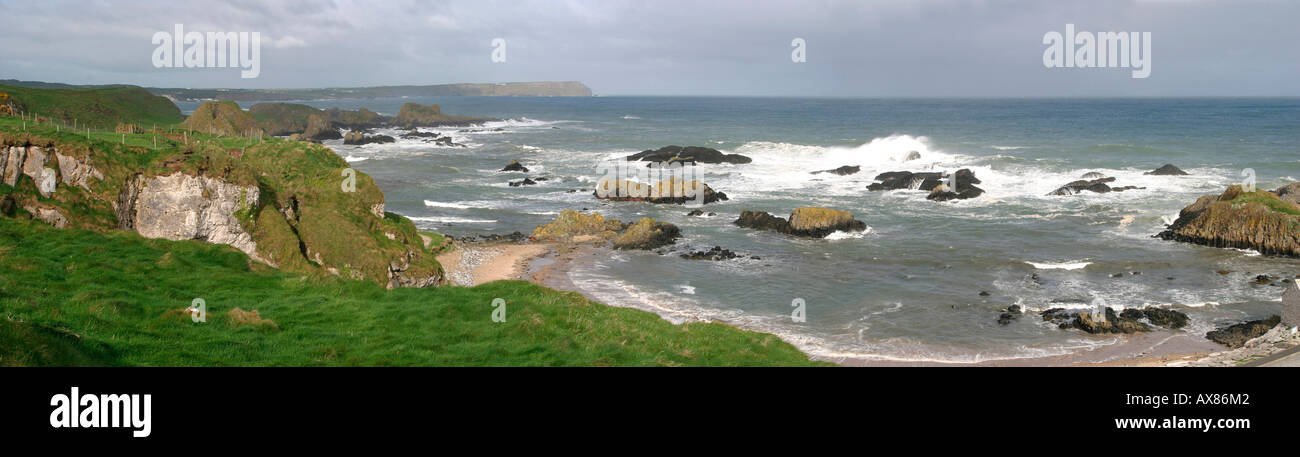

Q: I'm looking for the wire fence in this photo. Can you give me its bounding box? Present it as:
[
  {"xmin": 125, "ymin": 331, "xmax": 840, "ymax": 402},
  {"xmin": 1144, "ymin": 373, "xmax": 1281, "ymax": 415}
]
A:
[{"xmin": 1, "ymin": 106, "xmax": 267, "ymax": 153}]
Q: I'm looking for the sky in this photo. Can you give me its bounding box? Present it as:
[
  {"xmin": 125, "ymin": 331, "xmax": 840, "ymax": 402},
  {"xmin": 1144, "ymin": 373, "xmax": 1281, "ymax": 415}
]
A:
[{"xmin": 0, "ymin": 0, "xmax": 1296, "ymax": 96}]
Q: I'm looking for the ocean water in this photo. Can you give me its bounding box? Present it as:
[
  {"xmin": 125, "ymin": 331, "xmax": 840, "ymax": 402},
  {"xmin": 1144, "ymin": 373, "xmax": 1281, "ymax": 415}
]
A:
[{"xmin": 183, "ymin": 97, "xmax": 1300, "ymax": 363}]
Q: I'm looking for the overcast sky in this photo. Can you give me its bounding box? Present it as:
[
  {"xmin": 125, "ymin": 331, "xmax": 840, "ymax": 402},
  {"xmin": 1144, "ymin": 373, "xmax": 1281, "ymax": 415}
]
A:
[{"xmin": 0, "ymin": 0, "xmax": 1296, "ymax": 96}]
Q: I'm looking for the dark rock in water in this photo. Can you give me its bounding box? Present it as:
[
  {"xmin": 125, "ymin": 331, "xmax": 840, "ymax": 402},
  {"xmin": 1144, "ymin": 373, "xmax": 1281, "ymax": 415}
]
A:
[
  {"xmin": 735, "ymin": 210, "xmax": 791, "ymax": 233},
  {"xmin": 1158, "ymin": 185, "xmax": 1300, "ymax": 256},
  {"xmin": 1253, "ymin": 274, "xmax": 1276, "ymax": 285},
  {"xmin": 979, "ymin": 290, "xmax": 990, "ymax": 297},
  {"xmin": 343, "ymin": 131, "xmax": 396, "ymax": 145},
  {"xmin": 1206, "ymin": 315, "xmax": 1281, "ymax": 348},
  {"xmin": 1073, "ymin": 308, "xmax": 1151, "ymax": 334},
  {"xmin": 401, "ymin": 130, "xmax": 441, "ymax": 139},
  {"xmin": 1119, "ymin": 308, "xmax": 1144, "ymax": 320},
  {"xmin": 1145, "ymin": 164, "xmax": 1189, "ymax": 175},
  {"xmin": 508, "ymin": 178, "xmax": 537, "ymax": 187},
  {"xmin": 1143, "ymin": 308, "xmax": 1190, "ymax": 329},
  {"xmin": 681, "ymin": 246, "xmax": 745, "ymax": 261},
  {"xmin": 868, "ymin": 169, "xmax": 984, "ymax": 201},
  {"xmin": 811, "ymin": 165, "xmax": 860, "ymax": 176},
  {"xmin": 626, "ymin": 145, "xmax": 752, "ymax": 165},
  {"xmin": 868, "ymin": 171, "xmax": 945, "ymax": 191},
  {"xmin": 997, "ymin": 313, "xmax": 1018, "ymax": 325},
  {"xmin": 734, "ymin": 207, "xmax": 867, "ymax": 238},
  {"xmin": 1041, "ymin": 308, "xmax": 1075, "ymax": 324},
  {"xmin": 500, "ymin": 159, "xmax": 529, "ymax": 172},
  {"xmin": 686, "ymin": 209, "xmax": 705, "ymax": 217},
  {"xmin": 904, "ymin": 151, "xmax": 922, "ymax": 161},
  {"xmin": 1048, "ymin": 176, "xmax": 1146, "ymax": 196},
  {"xmin": 1080, "ymin": 171, "xmax": 1107, "ymax": 179},
  {"xmin": 534, "ymin": 177, "xmax": 549, "ymax": 181},
  {"xmin": 926, "ymin": 169, "xmax": 985, "ymax": 201}
]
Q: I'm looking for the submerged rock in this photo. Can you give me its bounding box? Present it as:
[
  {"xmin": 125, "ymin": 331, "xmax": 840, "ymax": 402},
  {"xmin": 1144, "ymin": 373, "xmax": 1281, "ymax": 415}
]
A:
[
  {"xmin": 1080, "ymin": 171, "xmax": 1107, "ymax": 179},
  {"xmin": 811, "ymin": 165, "xmax": 860, "ymax": 176},
  {"xmin": 868, "ymin": 169, "xmax": 985, "ymax": 201},
  {"xmin": 1206, "ymin": 315, "xmax": 1281, "ymax": 348},
  {"xmin": 1048, "ymin": 177, "xmax": 1145, "ymax": 196},
  {"xmin": 1145, "ymin": 164, "xmax": 1189, "ymax": 176},
  {"xmin": 734, "ymin": 207, "xmax": 866, "ymax": 238},
  {"xmin": 1157, "ymin": 184, "xmax": 1300, "ymax": 256},
  {"xmin": 625, "ymin": 145, "xmax": 751, "ymax": 165},
  {"xmin": 501, "ymin": 159, "xmax": 528, "ymax": 172},
  {"xmin": 680, "ymin": 246, "xmax": 745, "ymax": 261},
  {"xmin": 508, "ymin": 177, "xmax": 537, "ymax": 187}
]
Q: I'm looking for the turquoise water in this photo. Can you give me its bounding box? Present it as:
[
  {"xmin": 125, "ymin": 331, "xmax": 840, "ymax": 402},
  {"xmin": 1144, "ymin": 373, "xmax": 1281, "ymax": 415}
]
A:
[{"xmin": 185, "ymin": 97, "xmax": 1300, "ymax": 362}]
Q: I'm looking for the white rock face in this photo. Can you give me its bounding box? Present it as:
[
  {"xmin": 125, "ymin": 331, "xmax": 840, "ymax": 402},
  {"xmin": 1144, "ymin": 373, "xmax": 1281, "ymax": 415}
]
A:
[
  {"xmin": 118, "ymin": 173, "xmax": 268, "ymax": 264},
  {"xmin": 0, "ymin": 146, "xmax": 102, "ymax": 194}
]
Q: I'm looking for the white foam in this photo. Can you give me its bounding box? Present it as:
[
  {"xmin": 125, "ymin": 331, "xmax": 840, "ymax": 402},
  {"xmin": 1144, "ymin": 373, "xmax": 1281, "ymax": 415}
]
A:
[
  {"xmin": 344, "ymin": 156, "xmax": 368, "ymax": 162},
  {"xmin": 825, "ymin": 227, "xmax": 872, "ymax": 240},
  {"xmin": 677, "ymin": 284, "xmax": 695, "ymax": 294},
  {"xmin": 1025, "ymin": 260, "xmax": 1092, "ymax": 270},
  {"xmin": 990, "ymin": 145, "xmax": 1026, "ymax": 150},
  {"xmin": 423, "ymin": 200, "xmax": 475, "ymax": 209},
  {"xmin": 406, "ymin": 216, "xmax": 497, "ymax": 223},
  {"xmin": 621, "ymin": 115, "xmax": 641, "ymax": 120}
]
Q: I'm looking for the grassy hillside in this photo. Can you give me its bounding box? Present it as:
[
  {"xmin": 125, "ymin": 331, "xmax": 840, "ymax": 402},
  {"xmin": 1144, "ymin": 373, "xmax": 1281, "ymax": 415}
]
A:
[
  {"xmin": 0, "ymin": 84, "xmax": 184, "ymax": 128},
  {"xmin": 0, "ymin": 217, "xmax": 828, "ymax": 366}
]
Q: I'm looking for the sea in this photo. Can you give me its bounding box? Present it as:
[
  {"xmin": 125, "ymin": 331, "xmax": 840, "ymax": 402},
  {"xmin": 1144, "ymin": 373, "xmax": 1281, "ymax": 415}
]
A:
[{"xmin": 180, "ymin": 96, "xmax": 1300, "ymax": 363}]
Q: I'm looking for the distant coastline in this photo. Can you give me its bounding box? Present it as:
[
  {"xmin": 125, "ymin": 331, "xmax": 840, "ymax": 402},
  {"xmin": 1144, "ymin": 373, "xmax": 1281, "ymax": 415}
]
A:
[{"xmin": 0, "ymin": 79, "xmax": 593, "ymax": 102}]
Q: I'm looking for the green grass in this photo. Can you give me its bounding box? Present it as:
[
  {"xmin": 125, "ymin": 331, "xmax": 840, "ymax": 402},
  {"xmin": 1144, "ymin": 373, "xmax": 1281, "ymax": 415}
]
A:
[
  {"xmin": 1229, "ymin": 191, "xmax": 1300, "ymax": 216},
  {"xmin": 1, "ymin": 84, "xmax": 184, "ymax": 129},
  {"xmin": 0, "ymin": 217, "xmax": 829, "ymax": 366}
]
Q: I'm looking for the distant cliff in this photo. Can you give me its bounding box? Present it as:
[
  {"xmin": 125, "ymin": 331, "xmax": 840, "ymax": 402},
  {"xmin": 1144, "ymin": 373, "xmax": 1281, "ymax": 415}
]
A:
[{"xmin": 150, "ymin": 81, "xmax": 594, "ymax": 102}]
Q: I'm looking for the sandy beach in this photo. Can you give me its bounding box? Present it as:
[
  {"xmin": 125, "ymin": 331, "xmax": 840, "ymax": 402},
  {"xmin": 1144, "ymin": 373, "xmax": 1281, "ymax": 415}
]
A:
[{"xmin": 436, "ymin": 242, "xmax": 555, "ymax": 286}]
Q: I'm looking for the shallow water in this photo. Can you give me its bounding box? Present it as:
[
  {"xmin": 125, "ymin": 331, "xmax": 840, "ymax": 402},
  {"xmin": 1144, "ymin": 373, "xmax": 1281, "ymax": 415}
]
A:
[{"xmin": 183, "ymin": 96, "xmax": 1300, "ymax": 363}]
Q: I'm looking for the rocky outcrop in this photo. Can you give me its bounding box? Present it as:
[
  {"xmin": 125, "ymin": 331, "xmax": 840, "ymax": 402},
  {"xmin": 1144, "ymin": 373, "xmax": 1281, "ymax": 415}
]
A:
[
  {"xmin": 611, "ymin": 218, "xmax": 681, "ymax": 250},
  {"xmin": 115, "ymin": 173, "xmax": 267, "ymax": 264},
  {"xmin": 392, "ymin": 103, "xmax": 491, "ymax": 128},
  {"xmin": 342, "ymin": 131, "xmax": 396, "ymax": 145},
  {"xmin": 180, "ymin": 101, "xmax": 264, "ymax": 137},
  {"xmin": 734, "ymin": 207, "xmax": 866, "ymax": 238},
  {"xmin": 625, "ymin": 146, "xmax": 752, "ymax": 165},
  {"xmin": 811, "ymin": 165, "xmax": 860, "ymax": 176},
  {"xmin": 508, "ymin": 178, "xmax": 537, "ymax": 187},
  {"xmin": 531, "ymin": 210, "xmax": 627, "ymax": 242},
  {"xmin": 1145, "ymin": 164, "xmax": 1189, "ymax": 176},
  {"xmin": 867, "ymin": 169, "xmax": 984, "ymax": 201},
  {"xmin": 22, "ymin": 204, "xmax": 68, "ymax": 228},
  {"xmin": 1048, "ymin": 177, "xmax": 1144, "ymax": 196},
  {"xmin": 1206, "ymin": 315, "xmax": 1281, "ymax": 348},
  {"xmin": 594, "ymin": 177, "xmax": 728, "ymax": 204},
  {"xmin": 1157, "ymin": 185, "xmax": 1300, "ymax": 256},
  {"xmin": 1, "ymin": 144, "xmax": 104, "ymax": 197},
  {"xmin": 501, "ymin": 160, "xmax": 528, "ymax": 172},
  {"xmin": 1080, "ymin": 171, "xmax": 1107, "ymax": 179},
  {"xmin": 530, "ymin": 210, "xmax": 679, "ymax": 251},
  {"xmin": 302, "ymin": 114, "xmax": 341, "ymax": 141},
  {"xmin": 1040, "ymin": 306, "xmax": 1189, "ymax": 333}
]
